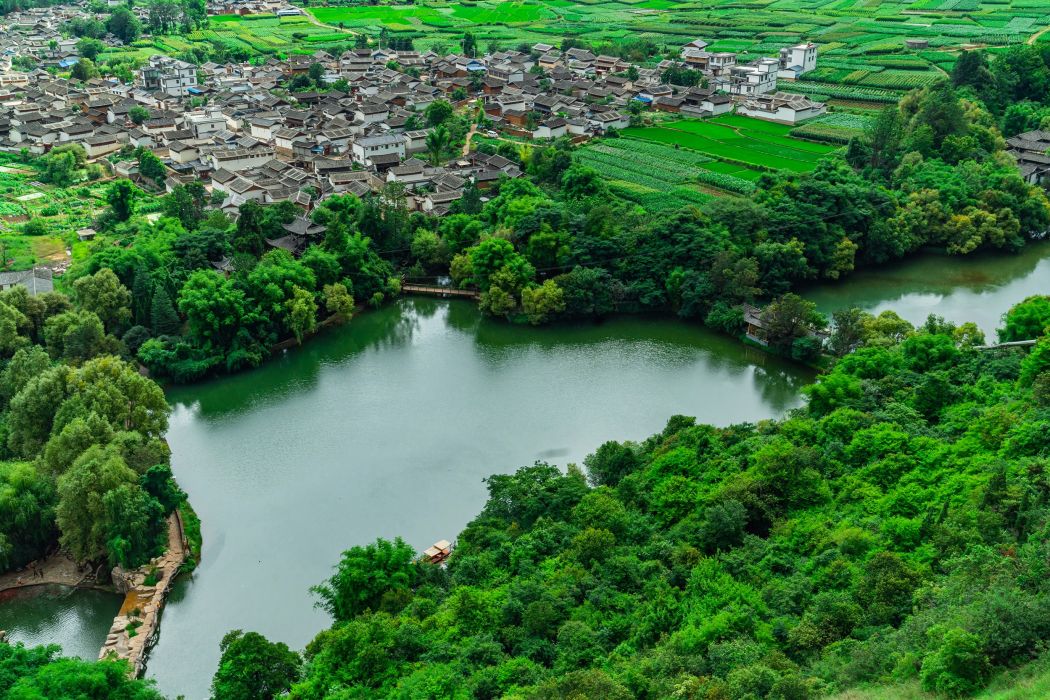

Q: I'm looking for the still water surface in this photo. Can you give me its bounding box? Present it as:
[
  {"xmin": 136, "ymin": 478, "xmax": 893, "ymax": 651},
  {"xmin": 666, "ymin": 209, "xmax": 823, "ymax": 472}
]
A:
[
  {"xmin": 806, "ymin": 240, "xmax": 1050, "ymax": 336},
  {"xmin": 0, "ymin": 585, "xmax": 120, "ymax": 661}
]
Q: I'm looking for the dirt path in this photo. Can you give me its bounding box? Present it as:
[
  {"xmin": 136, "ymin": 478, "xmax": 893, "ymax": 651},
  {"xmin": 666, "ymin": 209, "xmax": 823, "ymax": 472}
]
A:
[
  {"xmin": 1028, "ymin": 25, "xmax": 1050, "ymax": 46},
  {"xmin": 0, "ymin": 553, "xmax": 96, "ymax": 593},
  {"xmin": 300, "ymin": 9, "xmax": 358, "ymax": 37},
  {"xmin": 462, "ymin": 123, "xmax": 478, "ymax": 155}
]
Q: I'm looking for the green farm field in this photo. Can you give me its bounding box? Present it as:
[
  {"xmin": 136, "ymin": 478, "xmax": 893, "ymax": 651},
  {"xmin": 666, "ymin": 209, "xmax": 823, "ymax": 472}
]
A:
[
  {"xmin": 620, "ymin": 115, "xmax": 840, "ymax": 173},
  {"xmin": 574, "ymin": 138, "xmax": 717, "ymax": 210},
  {"xmin": 294, "ymin": 0, "xmax": 1050, "ymax": 79},
  {"xmin": 102, "ymin": 0, "xmax": 1050, "ymax": 77},
  {"xmin": 0, "ymin": 155, "xmax": 116, "ymax": 275}
]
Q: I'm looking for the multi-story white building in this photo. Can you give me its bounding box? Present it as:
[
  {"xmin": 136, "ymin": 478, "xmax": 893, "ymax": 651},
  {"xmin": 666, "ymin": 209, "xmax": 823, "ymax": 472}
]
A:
[
  {"xmin": 778, "ymin": 43, "xmax": 818, "ymax": 80},
  {"xmin": 138, "ymin": 56, "xmax": 198, "ymax": 97},
  {"xmin": 350, "ymin": 133, "xmax": 406, "ymax": 165},
  {"xmin": 184, "ymin": 109, "xmax": 227, "ymax": 140},
  {"xmin": 717, "ymin": 58, "xmax": 778, "ymax": 95}
]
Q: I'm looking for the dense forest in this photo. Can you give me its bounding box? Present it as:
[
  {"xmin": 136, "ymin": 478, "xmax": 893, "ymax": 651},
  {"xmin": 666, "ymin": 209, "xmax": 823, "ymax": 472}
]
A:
[
  {"xmin": 202, "ymin": 296, "xmax": 1050, "ymax": 699},
  {"xmin": 56, "ymin": 45, "xmax": 1050, "ymax": 383}
]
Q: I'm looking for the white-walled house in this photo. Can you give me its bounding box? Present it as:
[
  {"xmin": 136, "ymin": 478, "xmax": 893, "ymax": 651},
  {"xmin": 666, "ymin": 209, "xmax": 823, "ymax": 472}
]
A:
[
  {"xmin": 350, "ymin": 133, "xmax": 406, "ymax": 165},
  {"xmin": 736, "ymin": 92, "xmax": 826, "ymax": 124},
  {"xmin": 777, "ymin": 43, "xmax": 818, "ymax": 80},
  {"xmin": 717, "ymin": 58, "xmax": 778, "ymax": 95},
  {"xmin": 138, "ymin": 56, "xmax": 198, "ymax": 97},
  {"xmin": 207, "ymin": 146, "xmax": 275, "ymax": 171},
  {"xmin": 185, "ymin": 110, "xmax": 228, "ymax": 140}
]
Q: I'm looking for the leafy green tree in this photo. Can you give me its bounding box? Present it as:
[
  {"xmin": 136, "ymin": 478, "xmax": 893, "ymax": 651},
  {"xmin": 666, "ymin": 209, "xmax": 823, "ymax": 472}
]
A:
[
  {"xmin": 73, "ymin": 269, "xmax": 132, "ymax": 334},
  {"xmin": 43, "ymin": 310, "xmax": 113, "ymax": 363},
  {"xmin": 70, "ymin": 57, "xmax": 99, "ymax": 82},
  {"xmin": 425, "ymin": 125, "xmax": 450, "ymax": 166},
  {"xmin": 284, "ymin": 286, "xmax": 317, "ymax": 344},
  {"xmin": 105, "ymin": 179, "xmax": 138, "ymax": 223},
  {"xmin": 425, "ymin": 100, "xmax": 453, "ymax": 127},
  {"xmin": 55, "ymin": 444, "xmax": 139, "ymax": 562},
  {"xmin": 521, "ymin": 279, "xmax": 565, "ymax": 325},
  {"xmin": 308, "ymin": 62, "xmax": 325, "ymax": 84},
  {"xmin": 998, "ymin": 295, "xmax": 1050, "ymax": 342},
  {"xmin": 5, "ymin": 365, "xmax": 72, "ymax": 457},
  {"xmin": 2, "ymin": 652, "xmax": 163, "ymax": 698},
  {"xmin": 163, "ymin": 181, "xmax": 209, "ymax": 230},
  {"xmin": 40, "ymin": 412, "xmax": 114, "ymax": 477},
  {"xmin": 311, "ymin": 537, "xmax": 419, "ymax": 623},
  {"xmin": 178, "ymin": 270, "xmax": 248, "ymax": 353},
  {"xmin": 0, "ymin": 345, "xmax": 50, "ymax": 408},
  {"xmin": 920, "ymin": 628, "xmax": 991, "ymax": 698},
  {"xmin": 137, "ymin": 150, "xmax": 167, "ymax": 186},
  {"xmin": 0, "ymin": 462, "xmax": 56, "ymax": 573},
  {"xmin": 128, "ymin": 105, "xmax": 150, "ymax": 125},
  {"xmin": 38, "ymin": 146, "xmax": 85, "ymax": 187},
  {"xmin": 323, "ymin": 283, "xmax": 354, "ymax": 320},
  {"xmin": 210, "ymin": 630, "xmax": 301, "ymax": 700},
  {"xmin": 150, "ymin": 283, "xmax": 181, "ymax": 337},
  {"xmin": 102, "ymin": 481, "xmax": 165, "ymax": 568},
  {"xmin": 107, "ymin": 6, "xmax": 142, "ymax": 43},
  {"xmin": 759, "ymin": 294, "xmax": 826, "ymax": 357},
  {"xmin": 60, "ymin": 356, "xmax": 169, "ymax": 439},
  {"xmin": 0, "ymin": 300, "xmax": 29, "ymax": 358},
  {"xmin": 77, "ymin": 38, "xmax": 105, "ymax": 61}
]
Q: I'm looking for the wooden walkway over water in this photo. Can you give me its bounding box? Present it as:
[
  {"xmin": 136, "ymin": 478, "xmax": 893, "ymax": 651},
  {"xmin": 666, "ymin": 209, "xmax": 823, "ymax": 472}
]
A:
[{"xmin": 402, "ymin": 283, "xmax": 479, "ymax": 300}]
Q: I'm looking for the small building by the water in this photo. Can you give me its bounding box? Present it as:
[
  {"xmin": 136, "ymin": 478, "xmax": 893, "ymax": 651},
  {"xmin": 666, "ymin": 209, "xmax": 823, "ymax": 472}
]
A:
[{"xmin": 742, "ymin": 303, "xmax": 768, "ymax": 345}]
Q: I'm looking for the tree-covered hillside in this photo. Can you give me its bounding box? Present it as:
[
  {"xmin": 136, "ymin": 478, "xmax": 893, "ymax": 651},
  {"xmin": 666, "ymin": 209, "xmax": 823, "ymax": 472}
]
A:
[{"xmin": 224, "ymin": 300, "xmax": 1050, "ymax": 699}]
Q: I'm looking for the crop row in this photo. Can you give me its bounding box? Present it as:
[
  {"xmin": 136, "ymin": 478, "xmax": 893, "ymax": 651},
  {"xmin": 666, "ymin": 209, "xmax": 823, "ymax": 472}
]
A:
[
  {"xmin": 790, "ymin": 82, "xmax": 901, "ymax": 102},
  {"xmin": 576, "ymin": 151, "xmax": 696, "ymax": 189},
  {"xmin": 694, "ymin": 168, "xmax": 756, "ymax": 194},
  {"xmin": 587, "ymin": 139, "xmax": 714, "ymax": 167}
]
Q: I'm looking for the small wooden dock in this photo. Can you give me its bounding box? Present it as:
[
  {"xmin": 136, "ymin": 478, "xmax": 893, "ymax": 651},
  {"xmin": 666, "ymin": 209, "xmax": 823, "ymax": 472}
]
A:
[{"xmin": 402, "ymin": 283, "xmax": 479, "ymax": 300}]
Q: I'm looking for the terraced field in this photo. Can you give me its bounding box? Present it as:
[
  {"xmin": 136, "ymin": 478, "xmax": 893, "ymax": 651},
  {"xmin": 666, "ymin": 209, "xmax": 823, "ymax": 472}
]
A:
[
  {"xmin": 296, "ymin": 0, "xmax": 1049, "ymax": 82},
  {"xmin": 105, "ymin": 0, "xmax": 1047, "ymax": 80},
  {"xmin": 620, "ymin": 115, "xmax": 840, "ymax": 173}
]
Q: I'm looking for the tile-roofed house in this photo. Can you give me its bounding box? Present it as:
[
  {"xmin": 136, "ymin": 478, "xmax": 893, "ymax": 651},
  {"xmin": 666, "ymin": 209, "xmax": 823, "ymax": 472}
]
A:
[{"xmin": 0, "ymin": 267, "xmax": 52, "ymax": 295}]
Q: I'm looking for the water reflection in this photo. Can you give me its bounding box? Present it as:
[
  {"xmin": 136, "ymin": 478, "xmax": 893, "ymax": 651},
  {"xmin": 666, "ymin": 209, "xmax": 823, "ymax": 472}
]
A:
[{"xmin": 806, "ymin": 241, "xmax": 1050, "ymax": 334}]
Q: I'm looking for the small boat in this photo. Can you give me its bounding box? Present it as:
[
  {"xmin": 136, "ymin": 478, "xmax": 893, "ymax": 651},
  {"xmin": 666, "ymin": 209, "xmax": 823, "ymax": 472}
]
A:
[{"xmin": 423, "ymin": 540, "xmax": 452, "ymax": 565}]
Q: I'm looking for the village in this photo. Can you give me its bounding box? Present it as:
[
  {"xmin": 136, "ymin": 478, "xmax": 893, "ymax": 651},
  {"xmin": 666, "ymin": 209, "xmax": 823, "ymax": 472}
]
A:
[{"xmin": 0, "ymin": 0, "xmax": 842, "ymax": 225}]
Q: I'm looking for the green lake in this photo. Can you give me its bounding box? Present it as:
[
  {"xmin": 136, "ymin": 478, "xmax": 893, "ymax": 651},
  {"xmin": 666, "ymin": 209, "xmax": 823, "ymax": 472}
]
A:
[
  {"xmin": 2, "ymin": 242, "xmax": 1047, "ymax": 699},
  {"xmin": 0, "ymin": 585, "xmax": 121, "ymax": 662}
]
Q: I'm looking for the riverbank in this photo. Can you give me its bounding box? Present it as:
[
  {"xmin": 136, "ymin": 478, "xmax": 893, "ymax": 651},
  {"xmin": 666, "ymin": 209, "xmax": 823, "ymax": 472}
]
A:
[
  {"xmin": 0, "ymin": 553, "xmax": 108, "ymax": 595},
  {"xmin": 99, "ymin": 512, "xmax": 189, "ymax": 677}
]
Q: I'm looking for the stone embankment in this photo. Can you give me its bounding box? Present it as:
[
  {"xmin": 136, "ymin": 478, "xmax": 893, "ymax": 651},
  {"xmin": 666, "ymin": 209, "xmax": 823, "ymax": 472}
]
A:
[{"xmin": 98, "ymin": 511, "xmax": 189, "ymax": 677}]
